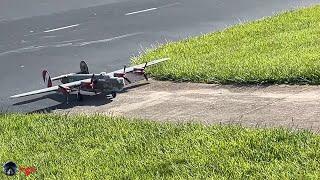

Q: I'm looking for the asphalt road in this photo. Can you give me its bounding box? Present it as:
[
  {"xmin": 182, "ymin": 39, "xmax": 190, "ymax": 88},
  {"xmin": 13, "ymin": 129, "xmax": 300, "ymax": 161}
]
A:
[{"xmin": 0, "ymin": 0, "xmax": 319, "ymax": 113}]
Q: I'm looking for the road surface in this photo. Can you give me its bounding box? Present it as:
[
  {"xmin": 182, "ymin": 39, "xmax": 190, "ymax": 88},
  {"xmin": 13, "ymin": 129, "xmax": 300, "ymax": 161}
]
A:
[{"xmin": 0, "ymin": 0, "xmax": 319, "ymax": 112}]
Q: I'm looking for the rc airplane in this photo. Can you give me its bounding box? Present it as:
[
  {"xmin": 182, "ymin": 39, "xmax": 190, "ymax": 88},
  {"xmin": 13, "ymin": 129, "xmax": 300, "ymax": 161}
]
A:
[{"xmin": 10, "ymin": 58, "xmax": 169, "ymax": 103}]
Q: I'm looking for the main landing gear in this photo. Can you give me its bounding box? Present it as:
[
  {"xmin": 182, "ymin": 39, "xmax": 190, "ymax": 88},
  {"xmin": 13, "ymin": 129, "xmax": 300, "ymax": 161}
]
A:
[
  {"xmin": 77, "ymin": 91, "xmax": 83, "ymax": 101},
  {"xmin": 111, "ymin": 92, "xmax": 117, "ymax": 99}
]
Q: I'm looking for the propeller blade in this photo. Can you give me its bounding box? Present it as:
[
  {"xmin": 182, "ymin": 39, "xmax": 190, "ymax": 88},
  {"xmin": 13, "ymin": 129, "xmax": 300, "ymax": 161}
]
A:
[
  {"xmin": 144, "ymin": 74, "xmax": 148, "ymax": 81},
  {"xmin": 90, "ymin": 74, "xmax": 98, "ymax": 89},
  {"xmin": 124, "ymin": 77, "xmax": 132, "ymax": 84},
  {"xmin": 90, "ymin": 74, "xmax": 95, "ymax": 83},
  {"xmin": 123, "ymin": 65, "xmax": 126, "ymax": 73}
]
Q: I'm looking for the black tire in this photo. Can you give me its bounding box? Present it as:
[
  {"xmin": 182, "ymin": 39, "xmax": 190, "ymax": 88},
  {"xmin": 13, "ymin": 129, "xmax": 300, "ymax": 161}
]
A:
[{"xmin": 111, "ymin": 92, "xmax": 117, "ymax": 98}]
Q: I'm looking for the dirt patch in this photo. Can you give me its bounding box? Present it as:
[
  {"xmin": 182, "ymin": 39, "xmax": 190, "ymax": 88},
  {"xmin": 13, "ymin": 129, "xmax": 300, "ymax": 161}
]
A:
[{"xmin": 54, "ymin": 80, "xmax": 320, "ymax": 132}]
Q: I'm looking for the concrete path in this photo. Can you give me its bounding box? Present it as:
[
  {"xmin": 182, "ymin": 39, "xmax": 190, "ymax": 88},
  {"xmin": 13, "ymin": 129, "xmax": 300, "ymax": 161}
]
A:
[{"xmin": 54, "ymin": 80, "xmax": 320, "ymax": 132}]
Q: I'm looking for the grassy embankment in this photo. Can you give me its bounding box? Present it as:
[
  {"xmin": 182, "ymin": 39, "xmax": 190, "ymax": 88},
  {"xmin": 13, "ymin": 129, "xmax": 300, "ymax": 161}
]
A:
[
  {"xmin": 0, "ymin": 114, "xmax": 319, "ymax": 179},
  {"xmin": 135, "ymin": 5, "xmax": 320, "ymax": 84},
  {"xmin": 2, "ymin": 6, "xmax": 320, "ymax": 179}
]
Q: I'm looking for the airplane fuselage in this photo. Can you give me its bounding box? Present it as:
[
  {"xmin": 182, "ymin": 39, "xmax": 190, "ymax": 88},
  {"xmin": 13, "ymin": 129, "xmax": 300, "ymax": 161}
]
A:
[{"xmin": 60, "ymin": 73, "xmax": 125, "ymax": 94}]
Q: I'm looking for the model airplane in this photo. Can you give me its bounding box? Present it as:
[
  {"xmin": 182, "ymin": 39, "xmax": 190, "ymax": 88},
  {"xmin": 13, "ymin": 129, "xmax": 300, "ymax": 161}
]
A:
[{"xmin": 10, "ymin": 58, "xmax": 169, "ymax": 103}]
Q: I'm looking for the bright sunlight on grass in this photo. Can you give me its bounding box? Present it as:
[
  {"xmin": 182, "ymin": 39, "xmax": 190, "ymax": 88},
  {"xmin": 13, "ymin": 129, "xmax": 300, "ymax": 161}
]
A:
[
  {"xmin": 0, "ymin": 114, "xmax": 319, "ymax": 179},
  {"xmin": 134, "ymin": 5, "xmax": 320, "ymax": 84}
]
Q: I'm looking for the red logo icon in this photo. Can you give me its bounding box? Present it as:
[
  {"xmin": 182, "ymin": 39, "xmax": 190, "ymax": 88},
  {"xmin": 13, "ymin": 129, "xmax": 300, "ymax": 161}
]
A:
[
  {"xmin": 19, "ymin": 166, "xmax": 37, "ymax": 176},
  {"xmin": 3, "ymin": 161, "xmax": 37, "ymax": 176}
]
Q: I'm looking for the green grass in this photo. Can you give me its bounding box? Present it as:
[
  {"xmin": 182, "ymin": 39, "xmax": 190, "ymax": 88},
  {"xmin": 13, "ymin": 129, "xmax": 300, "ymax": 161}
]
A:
[
  {"xmin": 134, "ymin": 5, "xmax": 320, "ymax": 84},
  {"xmin": 1, "ymin": 114, "xmax": 320, "ymax": 179}
]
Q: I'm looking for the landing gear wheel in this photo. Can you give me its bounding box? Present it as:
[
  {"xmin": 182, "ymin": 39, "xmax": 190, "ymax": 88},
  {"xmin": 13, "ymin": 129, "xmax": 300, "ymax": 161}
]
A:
[
  {"xmin": 77, "ymin": 92, "xmax": 83, "ymax": 101},
  {"xmin": 111, "ymin": 92, "xmax": 117, "ymax": 98}
]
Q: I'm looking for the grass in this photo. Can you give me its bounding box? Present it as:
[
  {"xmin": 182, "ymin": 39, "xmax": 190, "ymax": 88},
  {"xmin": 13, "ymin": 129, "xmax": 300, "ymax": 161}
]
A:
[
  {"xmin": 0, "ymin": 114, "xmax": 320, "ymax": 179},
  {"xmin": 134, "ymin": 5, "xmax": 320, "ymax": 84}
]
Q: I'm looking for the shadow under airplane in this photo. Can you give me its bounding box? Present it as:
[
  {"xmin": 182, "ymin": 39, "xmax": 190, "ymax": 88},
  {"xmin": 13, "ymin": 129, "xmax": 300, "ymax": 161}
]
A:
[{"xmin": 13, "ymin": 82, "xmax": 150, "ymax": 113}]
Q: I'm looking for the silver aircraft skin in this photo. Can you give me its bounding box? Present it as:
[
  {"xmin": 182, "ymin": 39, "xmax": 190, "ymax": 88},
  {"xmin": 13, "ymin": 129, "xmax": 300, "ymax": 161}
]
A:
[{"xmin": 11, "ymin": 58, "xmax": 169, "ymax": 103}]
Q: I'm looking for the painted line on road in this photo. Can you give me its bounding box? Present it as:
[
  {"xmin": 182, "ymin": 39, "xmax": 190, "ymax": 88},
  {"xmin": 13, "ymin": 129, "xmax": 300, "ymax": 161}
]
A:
[
  {"xmin": 158, "ymin": 2, "xmax": 181, "ymax": 9},
  {"xmin": 125, "ymin": 2, "xmax": 181, "ymax": 16},
  {"xmin": 54, "ymin": 43, "xmax": 73, "ymax": 48},
  {"xmin": 40, "ymin": 35, "xmax": 57, "ymax": 39},
  {"xmin": 0, "ymin": 46, "xmax": 45, "ymax": 56},
  {"xmin": 0, "ymin": 18, "xmax": 7, "ymax": 22},
  {"xmin": 125, "ymin": 8, "xmax": 158, "ymax": 16},
  {"xmin": 0, "ymin": 32, "xmax": 141, "ymax": 56},
  {"xmin": 51, "ymin": 39, "xmax": 84, "ymax": 44},
  {"xmin": 44, "ymin": 24, "xmax": 80, "ymax": 33},
  {"xmin": 0, "ymin": 39, "xmax": 82, "ymax": 56},
  {"xmin": 74, "ymin": 32, "xmax": 143, "ymax": 46}
]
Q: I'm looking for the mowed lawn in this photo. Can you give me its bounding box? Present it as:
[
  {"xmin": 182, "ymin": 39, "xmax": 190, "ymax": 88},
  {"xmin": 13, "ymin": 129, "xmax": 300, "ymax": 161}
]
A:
[
  {"xmin": 0, "ymin": 114, "xmax": 319, "ymax": 179},
  {"xmin": 135, "ymin": 5, "xmax": 320, "ymax": 84}
]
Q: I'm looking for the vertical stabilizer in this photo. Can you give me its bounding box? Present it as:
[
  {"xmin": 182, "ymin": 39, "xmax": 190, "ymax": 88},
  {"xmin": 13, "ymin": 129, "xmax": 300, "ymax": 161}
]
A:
[
  {"xmin": 42, "ymin": 70, "xmax": 52, "ymax": 87},
  {"xmin": 79, "ymin": 61, "xmax": 89, "ymax": 74}
]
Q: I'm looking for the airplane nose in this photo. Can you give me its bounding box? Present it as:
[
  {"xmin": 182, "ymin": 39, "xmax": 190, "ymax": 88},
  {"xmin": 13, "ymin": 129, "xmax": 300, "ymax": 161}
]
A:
[{"xmin": 118, "ymin": 78, "xmax": 125, "ymax": 86}]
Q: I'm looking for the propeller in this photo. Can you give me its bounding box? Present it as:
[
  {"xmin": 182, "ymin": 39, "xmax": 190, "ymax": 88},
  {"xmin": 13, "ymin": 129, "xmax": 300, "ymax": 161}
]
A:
[
  {"xmin": 143, "ymin": 62, "xmax": 148, "ymax": 81},
  {"xmin": 133, "ymin": 62, "xmax": 148, "ymax": 81},
  {"xmin": 90, "ymin": 74, "xmax": 95, "ymax": 83},
  {"xmin": 90, "ymin": 74, "xmax": 98, "ymax": 89}
]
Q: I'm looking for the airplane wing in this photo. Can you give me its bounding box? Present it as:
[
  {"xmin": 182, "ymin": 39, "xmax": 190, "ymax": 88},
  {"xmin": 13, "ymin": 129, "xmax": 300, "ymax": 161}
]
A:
[
  {"xmin": 51, "ymin": 73, "xmax": 76, "ymax": 81},
  {"xmin": 10, "ymin": 80, "xmax": 89, "ymax": 98},
  {"xmin": 107, "ymin": 58, "xmax": 169, "ymax": 76},
  {"xmin": 50, "ymin": 58, "xmax": 169, "ymax": 80},
  {"xmin": 10, "ymin": 58, "xmax": 168, "ymax": 98}
]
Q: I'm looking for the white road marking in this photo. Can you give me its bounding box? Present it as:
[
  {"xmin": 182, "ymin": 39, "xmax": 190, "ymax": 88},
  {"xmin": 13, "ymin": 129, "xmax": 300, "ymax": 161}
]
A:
[
  {"xmin": 0, "ymin": 18, "xmax": 7, "ymax": 22},
  {"xmin": 158, "ymin": 2, "xmax": 181, "ymax": 8},
  {"xmin": 54, "ymin": 43, "xmax": 73, "ymax": 48},
  {"xmin": 0, "ymin": 46, "xmax": 44, "ymax": 56},
  {"xmin": 0, "ymin": 32, "xmax": 141, "ymax": 56},
  {"xmin": 74, "ymin": 32, "xmax": 143, "ymax": 46},
  {"xmin": 40, "ymin": 35, "xmax": 57, "ymax": 39},
  {"xmin": 125, "ymin": 2, "xmax": 181, "ymax": 16},
  {"xmin": 51, "ymin": 39, "xmax": 84, "ymax": 45},
  {"xmin": 125, "ymin": 8, "xmax": 157, "ymax": 16},
  {"xmin": 44, "ymin": 24, "xmax": 80, "ymax": 33},
  {"xmin": 0, "ymin": 39, "xmax": 81, "ymax": 56}
]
